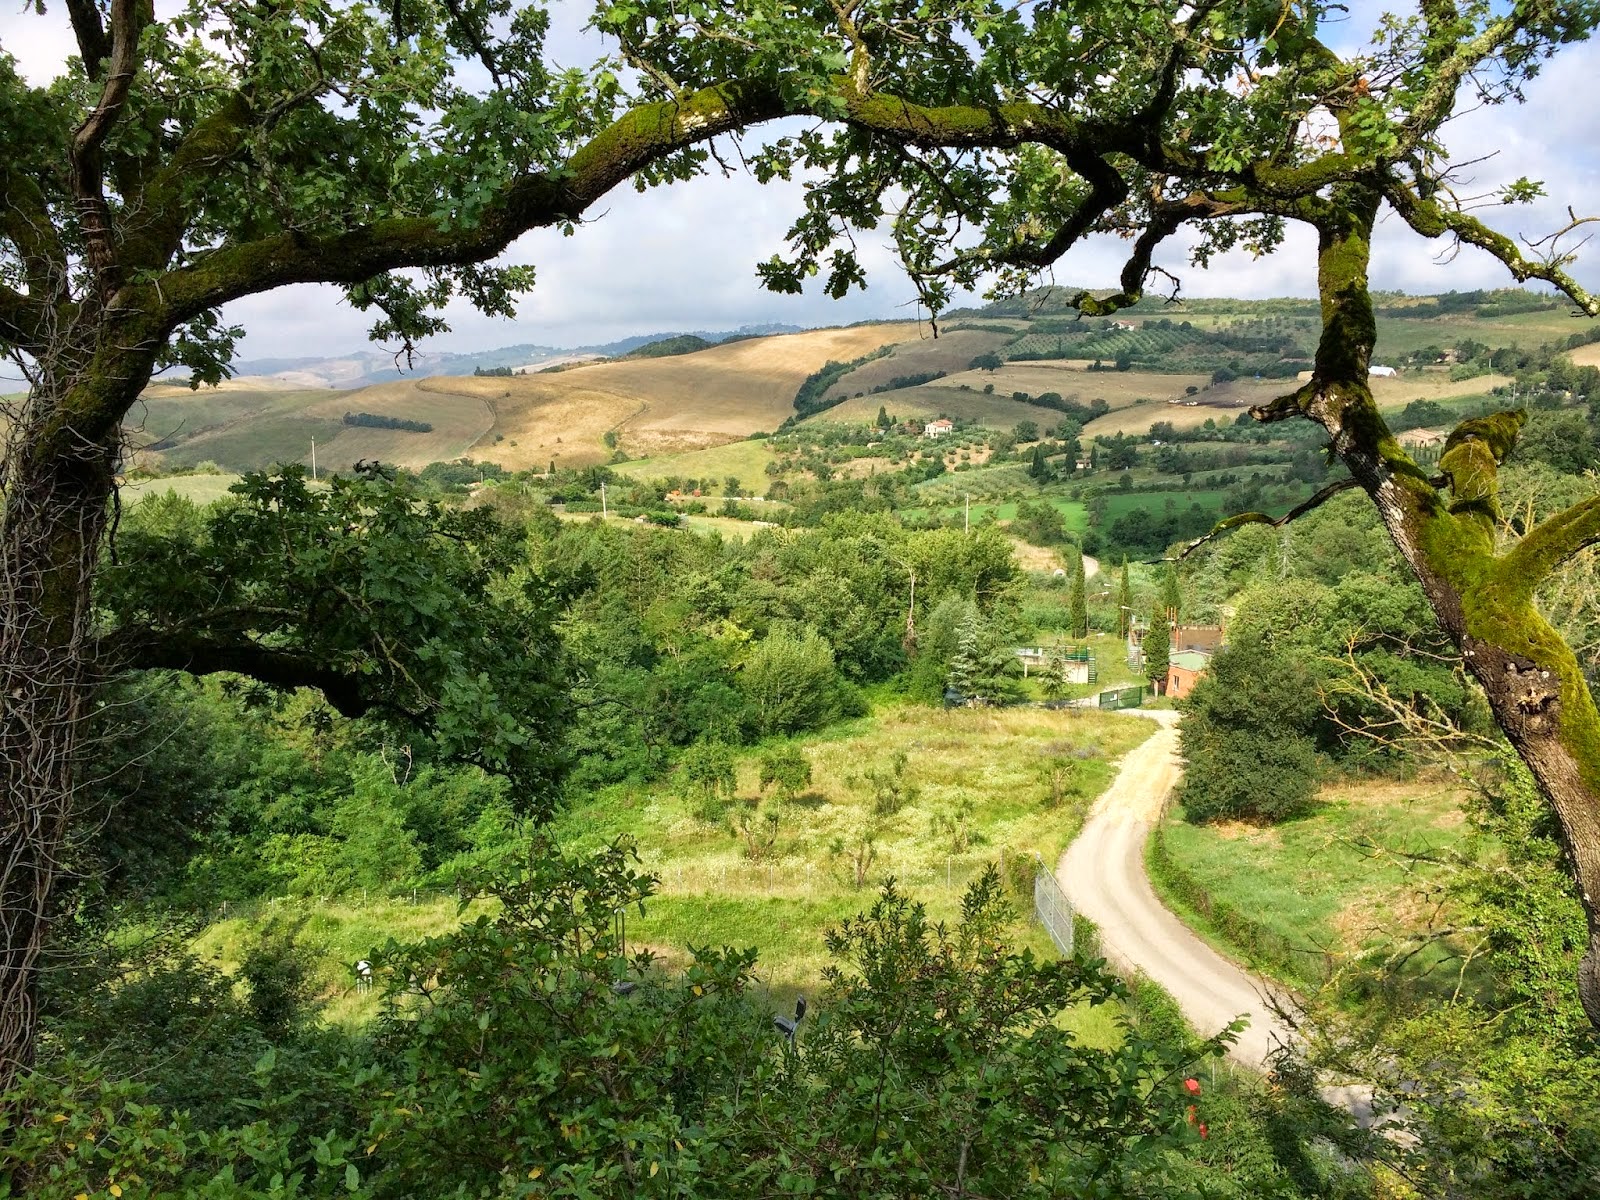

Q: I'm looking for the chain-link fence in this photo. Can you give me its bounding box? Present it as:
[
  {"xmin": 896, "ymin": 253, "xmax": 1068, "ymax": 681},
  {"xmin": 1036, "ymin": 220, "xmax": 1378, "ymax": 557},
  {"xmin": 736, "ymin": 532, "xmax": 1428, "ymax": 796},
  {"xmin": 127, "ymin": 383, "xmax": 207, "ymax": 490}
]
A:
[{"xmin": 1032, "ymin": 854, "xmax": 1075, "ymax": 957}]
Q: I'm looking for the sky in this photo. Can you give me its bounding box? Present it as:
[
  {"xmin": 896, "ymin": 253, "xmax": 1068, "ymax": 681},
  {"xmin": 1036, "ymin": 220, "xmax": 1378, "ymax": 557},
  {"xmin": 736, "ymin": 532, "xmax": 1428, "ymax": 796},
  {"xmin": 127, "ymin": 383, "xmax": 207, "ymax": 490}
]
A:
[{"xmin": 5, "ymin": 2, "xmax": 1599, "ymax": 361}]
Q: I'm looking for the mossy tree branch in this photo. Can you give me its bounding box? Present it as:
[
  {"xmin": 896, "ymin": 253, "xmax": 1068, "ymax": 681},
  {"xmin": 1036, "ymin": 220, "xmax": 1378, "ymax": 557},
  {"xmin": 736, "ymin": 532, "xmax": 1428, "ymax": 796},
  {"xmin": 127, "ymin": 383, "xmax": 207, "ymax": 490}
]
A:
[
  {"xmin": 1437, "ymin": 409, "xmax": 1526, "ymax": 526},
  {"xmin": 1384, "ymin": 181, "xmax": 1600, "ymax": 317},
  {"xmin": 1502, "ymin": 492, "xmax": 1600, "ymax": 587},
  {"xmin": 1177, "ymin": 479, "xmax": 1362, "ymax": 559},
  {"xmin": 1269, "ymin": 199, "xmax": 1600, "ymax": 1033}
]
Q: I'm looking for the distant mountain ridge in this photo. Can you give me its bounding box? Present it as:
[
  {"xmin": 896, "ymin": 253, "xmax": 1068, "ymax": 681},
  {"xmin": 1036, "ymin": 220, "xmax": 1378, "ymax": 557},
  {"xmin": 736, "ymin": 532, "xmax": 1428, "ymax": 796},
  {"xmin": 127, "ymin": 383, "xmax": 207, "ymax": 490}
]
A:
[{"xmin": 233, "ymin": 323, "xmax": 806, "ymax": 389}]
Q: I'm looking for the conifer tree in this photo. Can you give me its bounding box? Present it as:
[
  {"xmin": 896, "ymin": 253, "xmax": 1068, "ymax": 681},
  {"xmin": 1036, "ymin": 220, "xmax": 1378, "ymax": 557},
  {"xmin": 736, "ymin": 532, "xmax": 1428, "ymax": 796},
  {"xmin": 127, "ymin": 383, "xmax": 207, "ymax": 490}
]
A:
[
  {"xmin": 1162, "ymin": 562, "xmax": 1183, "ymax": 624},
  {"xmin": 946, "ymin": 610, "xmax": 983, "ymax": 702},
  {"xmin": 1116, "ymin": 559, "xmax": 1133, "ymax": 639},
  {"xmin": 1069, "ymin": 552, "xmax": 1089, "ymax": 639},
  {"xmin": 1143, "ymin": 603, "xmax": 1171, "ymax": 694}
]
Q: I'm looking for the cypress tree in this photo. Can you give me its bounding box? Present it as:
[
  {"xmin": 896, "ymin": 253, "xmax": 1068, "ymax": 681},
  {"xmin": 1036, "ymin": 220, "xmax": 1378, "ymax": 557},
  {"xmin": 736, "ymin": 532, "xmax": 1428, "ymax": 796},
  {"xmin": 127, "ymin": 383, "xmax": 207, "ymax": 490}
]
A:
[
  {"xmin": 1069, "ymin": 551, "xmax": 1089, "ymax": 639},
  {"xmin": 1116, "ymin": 558, "xmax": 1133, "ymax": 638},
  {"xmin": 1143, "ymin": 602, "xmax": 1170, "ymax": 693},
  {"xmin": 1030, "ymin": 445, "xmax": 1046, "ymax": 478},
  {"xmin": 1162, "ymin": 561, "xmax": 1182, "ymax": 623}
]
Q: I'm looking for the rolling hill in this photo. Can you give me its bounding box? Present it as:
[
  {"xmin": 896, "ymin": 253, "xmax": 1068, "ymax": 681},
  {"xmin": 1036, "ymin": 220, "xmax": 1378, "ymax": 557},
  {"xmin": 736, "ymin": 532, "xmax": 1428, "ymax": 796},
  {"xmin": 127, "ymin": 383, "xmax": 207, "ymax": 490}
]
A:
[
  {"xmin": 127, "ymin": 287, "xmax": 1596, "ymax": 478},
  {"xmin": 134, "ymin": 322, "xmax": 930, "ymax": 474}
]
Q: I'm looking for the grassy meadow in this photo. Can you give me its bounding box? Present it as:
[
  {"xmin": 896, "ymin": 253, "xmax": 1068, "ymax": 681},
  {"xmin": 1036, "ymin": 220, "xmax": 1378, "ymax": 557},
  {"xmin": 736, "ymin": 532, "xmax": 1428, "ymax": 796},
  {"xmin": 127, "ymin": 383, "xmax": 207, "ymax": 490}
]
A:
[
  {"xmin": 558, "ymin": 705, "xmax": 1150, "ymax": 986},
  {"xmin": 609, "ymin": 438, "xmax": 778, "ymax": 493},
  {"xmin": 120, "ymin": 472, "xmax": 247, "ymax": 506},
  {"xmin": 1147, "ymin": 776, "xmax": 1475, "ymax": 993},
  {"xmin": 901, "ymin": 496, "xmax": 1091, "ymax": 533},
  {"xmin": 195, "ymin": 703, "xmax": 1156, "ymax": 1038}
]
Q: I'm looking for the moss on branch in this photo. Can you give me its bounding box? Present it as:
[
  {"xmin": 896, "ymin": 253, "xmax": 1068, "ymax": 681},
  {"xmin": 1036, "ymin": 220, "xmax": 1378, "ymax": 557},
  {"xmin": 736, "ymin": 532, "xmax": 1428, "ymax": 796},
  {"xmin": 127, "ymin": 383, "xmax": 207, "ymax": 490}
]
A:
[
  {"xmin": 1438, "ymin": 410, "xmax": 1524, "ymax": 524},
  {"xmin": 1502, "ymin": 491, "xmax": 1600, "ymax": 592}
]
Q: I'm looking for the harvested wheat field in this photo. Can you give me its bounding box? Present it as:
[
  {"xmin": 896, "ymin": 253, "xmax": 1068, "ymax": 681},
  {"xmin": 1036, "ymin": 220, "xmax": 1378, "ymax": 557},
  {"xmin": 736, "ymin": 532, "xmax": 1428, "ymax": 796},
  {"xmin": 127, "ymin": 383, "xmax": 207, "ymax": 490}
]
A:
[
  {"xmin": 481, "ymin": 322, "xmax": 928, "ymax": 466},
  {"xmin": 136, "ymin": 324, "xmax": 934, "ymax": 473},
  {"xmin": 819, "ymin": 327, "xmax": 1014, "ymax": 402},
  {"xmin": 814, "ymin": 385, "xmax": 1044, "ymax": 429}
]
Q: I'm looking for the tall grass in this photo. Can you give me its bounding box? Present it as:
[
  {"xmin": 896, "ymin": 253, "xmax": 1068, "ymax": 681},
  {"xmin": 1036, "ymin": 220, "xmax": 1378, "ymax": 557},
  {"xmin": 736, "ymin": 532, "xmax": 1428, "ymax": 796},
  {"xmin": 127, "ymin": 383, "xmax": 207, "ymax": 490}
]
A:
[{"xmin": 198, "ymin": 704, "xmax": 1157, "ymax": 1031}]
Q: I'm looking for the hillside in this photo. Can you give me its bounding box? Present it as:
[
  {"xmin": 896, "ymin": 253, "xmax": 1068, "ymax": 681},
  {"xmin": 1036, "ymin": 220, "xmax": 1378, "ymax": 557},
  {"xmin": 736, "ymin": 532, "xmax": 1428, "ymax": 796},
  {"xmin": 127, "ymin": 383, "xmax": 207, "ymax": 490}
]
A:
[
  {"xmin": 135, "ymin": 322, "xmax": 927, "ymax": 473},
  {"xmin": 231, "ymin": 323, "xmax": 806, "ymax": 389},
  {"xmin": 129, "ymin": 288, "xmax": 1595, "ymax": 477}
]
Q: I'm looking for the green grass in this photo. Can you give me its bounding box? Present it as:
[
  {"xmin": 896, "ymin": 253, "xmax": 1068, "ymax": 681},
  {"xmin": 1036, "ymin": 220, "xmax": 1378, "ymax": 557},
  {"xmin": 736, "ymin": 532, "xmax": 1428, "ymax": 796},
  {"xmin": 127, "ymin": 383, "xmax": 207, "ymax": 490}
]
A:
[
  {"xmin": 900, "ymin": 497, "xmax": 1089, "ymax": 533},
  {"xmin": 1373, "ymin": 311, "xmax": 1600, "ymax": 358},
  {"xmin": 198, "ymin": 705, "xmax": 1158, "ymax": 1031},
  {"xmin": 546, "ymin": 704, "xmax": 1155, "ymax": 998},
  {"xmin": 1097, "ymin": 488, "xmax": 1232, "ymax": 522},
  {"xmin": 1147, "ymin": 776, "xmax": 1475, "ymax": 992},
  {"xmin": 193, "ymin": 893, "xmax": 483, "ymax": 1029},
  {"xmin": 610, "ymin": 438, "xmax": 779, "ymax": 493},
  {"xmin": 120, "ymin": 473, "xmax": 245, "ymax": 506}
]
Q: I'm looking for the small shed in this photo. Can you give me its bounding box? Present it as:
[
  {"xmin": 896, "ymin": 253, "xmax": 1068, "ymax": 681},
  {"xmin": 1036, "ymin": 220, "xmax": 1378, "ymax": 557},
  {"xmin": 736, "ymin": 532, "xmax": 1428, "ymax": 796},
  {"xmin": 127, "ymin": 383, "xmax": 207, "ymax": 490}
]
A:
[{"xmin": 1165, "ymin": 650, "xmax": 1212, "ymax": 699}]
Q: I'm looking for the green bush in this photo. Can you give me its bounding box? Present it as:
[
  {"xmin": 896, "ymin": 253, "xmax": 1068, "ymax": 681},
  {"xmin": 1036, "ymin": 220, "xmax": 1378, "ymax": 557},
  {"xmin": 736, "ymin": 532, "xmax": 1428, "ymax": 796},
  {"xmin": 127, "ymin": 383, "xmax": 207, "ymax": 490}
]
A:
[
  {"xmin": 739, "ymin": 626, "xmax": 846, "ymax": 736},
  {"xmin": 1178, "ymin": 636, "xmax": 1322, "ymax": 823}
]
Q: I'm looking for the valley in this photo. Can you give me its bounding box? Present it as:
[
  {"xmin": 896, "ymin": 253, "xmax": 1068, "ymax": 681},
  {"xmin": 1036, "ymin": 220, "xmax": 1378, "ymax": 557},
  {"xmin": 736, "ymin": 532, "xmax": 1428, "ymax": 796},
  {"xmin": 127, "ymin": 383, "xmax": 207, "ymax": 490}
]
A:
[{"xmin": 46, "ymin": 284, "xmax": 1600, "ymax": 1198}]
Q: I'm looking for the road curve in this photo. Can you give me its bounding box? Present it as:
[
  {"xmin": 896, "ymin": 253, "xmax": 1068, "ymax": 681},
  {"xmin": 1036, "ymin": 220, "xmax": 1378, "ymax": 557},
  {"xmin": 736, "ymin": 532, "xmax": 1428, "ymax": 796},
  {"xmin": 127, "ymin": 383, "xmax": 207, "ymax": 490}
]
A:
[{"xmin": 1059, "ymin": 710, "xmax": 1296, "ymax": 1068}]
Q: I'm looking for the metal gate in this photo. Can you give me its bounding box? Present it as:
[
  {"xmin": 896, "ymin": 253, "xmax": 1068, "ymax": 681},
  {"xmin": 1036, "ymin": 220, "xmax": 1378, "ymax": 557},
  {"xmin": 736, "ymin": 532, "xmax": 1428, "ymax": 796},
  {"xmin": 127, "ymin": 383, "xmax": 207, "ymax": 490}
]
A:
[{"xmin": 1097, "ymin": 684, "xmax": 1145, "ymax": 711}]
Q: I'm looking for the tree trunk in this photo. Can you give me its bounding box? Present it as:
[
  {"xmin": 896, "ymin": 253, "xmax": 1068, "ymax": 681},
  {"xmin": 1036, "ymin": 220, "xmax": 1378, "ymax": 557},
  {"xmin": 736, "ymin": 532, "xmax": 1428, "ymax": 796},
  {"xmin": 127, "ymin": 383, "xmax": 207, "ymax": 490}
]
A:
[
  {"xmin": 1299, "ymin": 191, "xmax": 1600, "ymax": 1028},
  {"xmin": 0, "ymin": 371, "xmax": 127, "ymax": 1096}
]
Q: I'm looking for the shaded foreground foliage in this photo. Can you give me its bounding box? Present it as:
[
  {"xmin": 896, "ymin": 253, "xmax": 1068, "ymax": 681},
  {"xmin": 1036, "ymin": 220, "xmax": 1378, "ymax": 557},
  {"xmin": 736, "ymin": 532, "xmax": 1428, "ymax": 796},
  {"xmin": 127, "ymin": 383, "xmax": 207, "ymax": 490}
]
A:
[{"xmin": 1, "ymin": 841, "xmax": 1279, "ymax": 1199}]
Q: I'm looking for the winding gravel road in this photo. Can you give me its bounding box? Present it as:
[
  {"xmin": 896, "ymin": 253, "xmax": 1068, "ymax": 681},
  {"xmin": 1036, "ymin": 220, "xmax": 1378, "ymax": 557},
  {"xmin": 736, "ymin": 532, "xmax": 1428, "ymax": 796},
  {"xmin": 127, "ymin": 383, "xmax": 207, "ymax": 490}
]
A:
[{"xmin": 1058, "ymin": 710, "xmax": 1297, "ymax": 1068}]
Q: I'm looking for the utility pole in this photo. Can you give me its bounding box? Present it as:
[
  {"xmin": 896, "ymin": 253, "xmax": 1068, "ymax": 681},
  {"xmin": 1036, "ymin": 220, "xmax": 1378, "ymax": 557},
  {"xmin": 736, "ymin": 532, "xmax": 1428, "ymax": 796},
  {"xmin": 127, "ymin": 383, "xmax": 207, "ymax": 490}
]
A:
[
  {"xmin": 601, "ymin": 482, "xmax": 608, "ymax": 518},
  {"xmin": 310, "ymin": 439, "xmax": 316, "ymax": 481},
  {"xmin": 964, "ymin": 493, "xmax": 970, "ymax": 533}
]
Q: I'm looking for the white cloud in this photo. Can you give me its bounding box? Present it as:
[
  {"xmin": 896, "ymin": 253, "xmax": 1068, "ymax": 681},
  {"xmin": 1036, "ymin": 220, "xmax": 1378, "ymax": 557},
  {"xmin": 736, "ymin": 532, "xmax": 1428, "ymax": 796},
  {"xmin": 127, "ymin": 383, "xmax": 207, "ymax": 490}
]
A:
[{"xmin": 6, "ymin": 6, "xmax": 1599, "ymax": 361}]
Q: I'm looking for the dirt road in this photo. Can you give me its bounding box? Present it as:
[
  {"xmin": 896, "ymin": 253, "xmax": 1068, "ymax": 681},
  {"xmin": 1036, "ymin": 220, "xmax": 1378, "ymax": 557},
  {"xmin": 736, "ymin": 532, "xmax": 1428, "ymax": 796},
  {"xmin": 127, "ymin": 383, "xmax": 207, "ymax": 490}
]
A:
[{"xmin": 1058, "ymin": 711, "xmax": 1296, "ymax": 1067}]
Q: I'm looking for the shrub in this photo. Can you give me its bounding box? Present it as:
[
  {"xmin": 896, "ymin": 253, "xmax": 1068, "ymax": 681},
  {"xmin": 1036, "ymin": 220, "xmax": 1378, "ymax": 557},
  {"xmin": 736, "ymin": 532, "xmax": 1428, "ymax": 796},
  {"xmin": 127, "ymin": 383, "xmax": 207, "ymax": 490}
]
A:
[
  {"xmin": 1178, "ymin": 636, "xmax": 1322, "ymax": 823},
  {"xmin": 758, "ymin": 744, "xmax": 812, "ymax": 802},
  {"xmin": 740, "ymin": 627, "xmax": 844, "ymax": 736}
]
